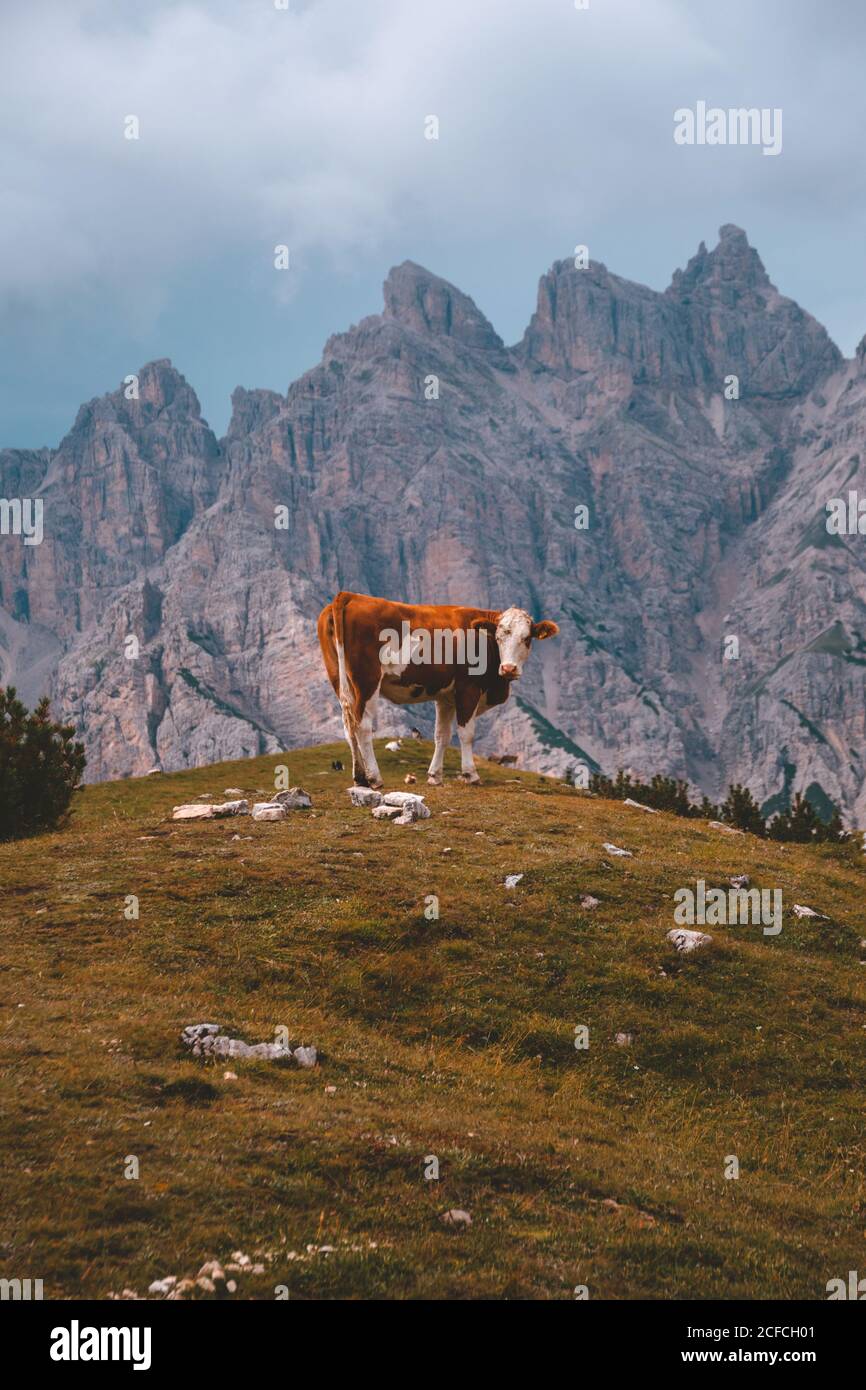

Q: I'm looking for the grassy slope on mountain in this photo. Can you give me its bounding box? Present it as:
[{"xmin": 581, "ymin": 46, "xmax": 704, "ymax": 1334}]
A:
[{"xmin": 1, "ymin": 741, "xmax": 864, "ymax": 1300}]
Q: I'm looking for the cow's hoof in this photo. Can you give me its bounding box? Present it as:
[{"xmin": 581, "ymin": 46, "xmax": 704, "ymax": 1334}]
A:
[
  {"xmin": 369, "ymin": 779, "xmax": 384, "ymax": 791},
  {"xmin": 427, "ymin": 774, "xmax": 443, "ymax": 786},
  {"xmin": 457, "ymin": 773, "xmax": 481, "ymax": 785}
]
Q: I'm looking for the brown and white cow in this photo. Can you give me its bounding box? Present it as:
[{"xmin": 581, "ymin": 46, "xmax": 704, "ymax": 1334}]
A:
[{"xmin": 317, "ymin": 591, "xmax": 559, "ymax": 788}]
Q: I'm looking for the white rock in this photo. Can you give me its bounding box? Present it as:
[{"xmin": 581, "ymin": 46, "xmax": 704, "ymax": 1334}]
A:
[
  {"xmin": 372, "ymin": 804, "xmax": 403, "ymax": 820},
  {"xmin": 224, "ymin": 788, "xmax": 245, "ymax": 797},
  {"xmin": 792, "ymin": 904, "xmax": 825, "ymax": 919},
  {"xmin": 146, "ymin": 767, "xmax": 163, "ymax": 776},
  {"xmin": 580, "ymin": 894, "xmax": 600, "ymax": 909},
  {"xmin": 148, "ymin": 1276, "xmax": 176, "ymax": 1294},
  {"xmin": 667, "ymin": 927, "xmax": 712, "ymax": 952},
  {"xmin": 441, "ymin": 1209, "xmax": 472, "ymax": 1229},
  {"xmin": 385, "ymin": 740, "xmax": 401, "ymax": 752},
  {"xmin": 623, "ymin": 798, "xmax": 659, "ymax": 813},
  {"xmin": 251, "ymin": 803, "xmax": 287, "ymax": 821},
  {"xmin": 602, "ymin": 842, "xmax": 633, "ymax": 857},
  {"xmin": 273, "ymin": 786, "xmax": 312, "ymax": 810},
  {"xmin": 293, "ymin": 1045, "xmax": 317, "ymax": 1068},
  {"xmin": 211, "ymin": 799, "xmax": 249, "ymax": 817},
  {"xmin": 348, "ymin": 786, "xmax": 383, "ymax": 808},
  {"xmin": 172, "ymin": 804, "xmax": 215, "ymax": 820},
  {"xmin": 709, "ymin": 821, "xmax": 744, "ymax": 835},
  {"xmin": 729, "ymin": 875, "xmax": 750, "ymax": 889},
  {"xmin": 615, "ymin": 1032, "xmax": 633, "ymax": 1046},
  {"xmin": 380, "ymin": 792, "xmax": 431, "ymax": 823},
  {"xmin": 504, "ymin": 874, "xmax": 524, "ymax": 888}
]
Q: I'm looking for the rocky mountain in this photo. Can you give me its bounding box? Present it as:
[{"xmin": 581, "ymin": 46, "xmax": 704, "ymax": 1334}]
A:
[{"xmin": 2, "ymin": 226, "xmax": 864, "ymax": 822}]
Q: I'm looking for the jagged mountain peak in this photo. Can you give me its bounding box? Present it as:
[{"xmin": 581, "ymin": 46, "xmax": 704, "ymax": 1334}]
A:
[
  {"xmin": 68, "ymin": 358, "xmax": 204, "ymax": 438},
  {"xmin": 382, "ymin": 260, "xmax": 503, "ymax": 351},
  {"xmin": 667, "ymin": 224, "xmax": 772, "ymax": 301}
]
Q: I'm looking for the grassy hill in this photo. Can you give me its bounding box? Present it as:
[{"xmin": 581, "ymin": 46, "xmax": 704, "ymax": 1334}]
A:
[{"xmin": 1, "ymin": 741, "xmax": 864, "ymax": 1300}]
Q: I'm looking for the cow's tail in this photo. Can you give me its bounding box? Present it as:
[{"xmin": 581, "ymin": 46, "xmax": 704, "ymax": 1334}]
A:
[{"xmin": 332, "ymin": 591, "xmax": 359, "ymax": 735}]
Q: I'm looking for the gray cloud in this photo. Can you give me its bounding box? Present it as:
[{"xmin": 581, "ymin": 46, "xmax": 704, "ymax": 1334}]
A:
[{"xmin": 2, "ymin": 0, "xmax": 865, "ymax": 443}]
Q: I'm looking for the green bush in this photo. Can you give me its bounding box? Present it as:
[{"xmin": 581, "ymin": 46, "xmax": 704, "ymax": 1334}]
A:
[
  {"xmin": 0, "ymin": 687, "xmax": 86, "ymax": 841},
  {"xmin": 587, "ymin": 766, "xmax": 851, "ymax": 845}
]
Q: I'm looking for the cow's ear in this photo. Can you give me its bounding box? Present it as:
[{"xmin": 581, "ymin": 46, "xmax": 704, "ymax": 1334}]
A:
[
  {"xmin": 531, "ymin": 620, "xmax": 560, "ymax": 641},
  {"xmin": 470, "ymin": 617, "xmax": 498, "ymax": 636}
]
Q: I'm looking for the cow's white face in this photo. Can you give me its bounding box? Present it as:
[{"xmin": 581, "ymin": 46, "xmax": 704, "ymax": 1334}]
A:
[{"xmin": 495, "ymin": 607, "xmax": 534, "ymax": 680}]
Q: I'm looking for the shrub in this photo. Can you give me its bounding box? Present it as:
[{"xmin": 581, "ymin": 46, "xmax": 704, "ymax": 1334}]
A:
[
  {"xmin": 0, "ymin": 687, "xmax": 86, "ymax": 841},
  {"xmin": 587, "ymin": 765, "xmax": 850, "ymax": 845},
  {"xmin": 767, "ymin": 793, "xmax": 850, "ymax": 844},
  {"xmin": 719, "ymin": 783, "xmax": 766, "ymax": 836}
]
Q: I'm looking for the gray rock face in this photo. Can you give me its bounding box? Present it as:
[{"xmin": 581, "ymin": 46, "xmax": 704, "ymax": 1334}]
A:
[{"xmin": 2, "ymin": 228, "xmax": 864, "ymax": 821}]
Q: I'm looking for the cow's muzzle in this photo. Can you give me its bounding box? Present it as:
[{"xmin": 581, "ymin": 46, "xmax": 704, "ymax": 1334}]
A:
[{"xmin": 499, "ymin": 664, "xmax": 519, "ymax": 680}]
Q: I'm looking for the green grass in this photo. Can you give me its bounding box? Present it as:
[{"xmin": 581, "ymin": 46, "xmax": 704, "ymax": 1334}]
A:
[{"xmin": 1, "ymin": 741, "xmax": 864, "ymax": 1300}]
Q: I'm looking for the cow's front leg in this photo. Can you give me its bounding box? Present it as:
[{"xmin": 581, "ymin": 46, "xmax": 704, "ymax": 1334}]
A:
[
  {"xmin": 456, "ymin": 712, "xmax": 481, "ymax": 784},
  {"xmin": 427, "ymin": 696, "xmax": 454, "ymax": 786},
  {"xmin": 356, "ymin": 690, "xmax": 383, "ymax": 789}
]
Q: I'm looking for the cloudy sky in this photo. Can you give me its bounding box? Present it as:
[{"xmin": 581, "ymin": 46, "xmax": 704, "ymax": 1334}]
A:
[{"xmin": 3, "ymin": 0, "xmax": 865, "ymax": 446}]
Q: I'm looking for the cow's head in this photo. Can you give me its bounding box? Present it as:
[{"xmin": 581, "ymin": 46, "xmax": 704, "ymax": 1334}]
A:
[{"xmin": 471, "ymin": 607, "xmax": 560, "ymax": 681}]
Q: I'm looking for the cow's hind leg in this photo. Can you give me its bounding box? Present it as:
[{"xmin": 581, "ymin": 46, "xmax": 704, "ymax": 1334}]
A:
[
  {"xmin": 427, "ymin": 696, "xmax": 455, "ymax": 786},
  {"xmin": 356, "ymin": 690, "xmax": 384, "ymax": 789},
  {"xmin": 456, "ymin": 712, "xmax": 481, "ymax": 784},
  {"xmin": 342, "ymin": 710, "xmax": 368, "ymax": 786}
]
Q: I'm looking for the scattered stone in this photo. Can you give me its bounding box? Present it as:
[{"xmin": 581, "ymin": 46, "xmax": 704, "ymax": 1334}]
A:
[
  {"xmin": 615, "ymin": 1032, "xmax": 633, "ymax": 1047},
  {"xmin": 601, "ymin": 1197, "xmax": 624, "ymax": 1215},
  {"xmin": 348, "ymin": 786, "xmax": 383, "ymax": 808},
  {"xmin": 441, "ymin": 1209, "xmax": 472, "ymax": 1229},
  {"xmin": 383, "ymin": 790, "xmax": 425, "ymax": 808},
  {"xmin": 504, "ymin": 873, "xmax": 524, "ymax": 888},
  {"xmin": 792, "ymin": 903, "xmax": 826, "ymax": 919},
  {"xmin": 729, "ymin": 874, "xmax": 750, "ymax": 889},
  {"xmin": 580, "ymin": 894, "xmax": 600, "ymax": 910},
  {"xmin": 273, "ymin": 786, "xmax": 312, "ymax": 810},
  {"xmin": 212, "ymin": 799, "xmax": 249, "ymax": 817},
  {"xmin": 181, "ymin": 1023, "xmax": 316, "ymax": 1066},
  {"xmin": 442, "ymin": 847, "xmax": 453, "ymax": 854},
  {"xmin": 623, "ymin": 798, "xmax": 659, "ymax": 813},
  {"xmin": 148, "ymin": 1276, "xmax": 176, "ymax": 1295},
  {"xmin": 224, "ymin": 787, "xmax": 245, "ymax": 797},
  {"xmin": 172, "ymin": 804, "xmax": 215, "ymax": 821},
  {"xmin": 602, "ymin": 842, "xmax": 633, "ymax": 857},
  {"xmin": 380, "ymin": 791, "xmax": 431, "ymax": 823},
  {"xmin": 709, "ymin": 820, "xmax": 744, "ymax": 835},
  {"xmin": 385, "ymin": 739, "xmax": 402, "ymax": 752},
  {"xmin": 667, "ymin": 927, "xmax": 713, "ymax": 952},
  {"xmin": 167, "ymin": 1278, "xmax": 197, "ymax": 1300},
  {"xmin": 251, "ymin": 802, "xmax": 287, "ymax": 821},
  {"xmin": 404, "ymin": 773, "xmax": 417, "ymax": 784},
  {"xmin": 372, "ymin": 804, "xmax": 403, "ymax": 820},
  {"xmin": 223, "ymin": 1070, "xmax": 238, "ymax": 1081},
  {"xmin": 146, "ymin": 767, "xmax": 163, "ymax": 776}
]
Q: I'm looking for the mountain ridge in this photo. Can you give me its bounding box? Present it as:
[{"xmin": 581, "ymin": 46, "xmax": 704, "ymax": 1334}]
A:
[{"xmin": 2, "ymin": 227, "xmax": 865, "ymax": 822}]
